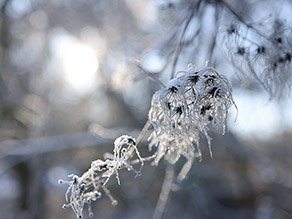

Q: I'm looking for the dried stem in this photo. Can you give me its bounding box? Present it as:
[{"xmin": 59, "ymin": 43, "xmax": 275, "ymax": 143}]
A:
[
  {"xmin": 170, "ymin": 1, "xmax": 200, "ymax": 79},
  {"xmin": 208, "ymin": 3, "xmax": 220, "ymax": 65},
  {"xmin": 153, "ymin": 164, "xmax": 174, "ymax": 219},
  {"xmin": 136, "ymin": 120, "xmax": 152, "ymax": 146},
  {"xmin": 137, "ymin": 65, "xmax": 166, "ymax": 88}
]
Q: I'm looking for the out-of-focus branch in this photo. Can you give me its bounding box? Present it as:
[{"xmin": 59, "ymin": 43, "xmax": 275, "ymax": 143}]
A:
[
  {"xmin": 89, "ymin": 124, "xmax": 141, "ymax": 141},
  {"xmin": 137, "ymin": 64, "xmax": 166, "ymax": 88},
  {"xmin": 208, "ymin": 3, "xmax": 220, "ymax": 65},
  {"xmin": 153, "ymin": 164, "xmax": 174, "ymax": 219},
  {"xmin": 0, "ymin": 133, "xmax": 112, "ymax": 175},
  {"xmin": 0, "ymin": 126, "xmax": 151, "ymax": 174},
  {"xmin": 0, "ymin": 132, "xmax": 111, "ymax": 158},
  {"xmin": 170, "ymin": 1, "xmax": 201, "ymax": 79},
  {"xmin": 136, "ymin": 120, "xmax": 152, "ymax": 145}
]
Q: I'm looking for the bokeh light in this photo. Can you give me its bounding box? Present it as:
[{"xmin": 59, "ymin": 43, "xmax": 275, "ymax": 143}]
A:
[
  {"xmin": 62, "ymin": 43, "xmax": 98, "ymax": 92},
  {"xmin": 50, "ymin": 30, "xmax": 99, "ymax": 95}
]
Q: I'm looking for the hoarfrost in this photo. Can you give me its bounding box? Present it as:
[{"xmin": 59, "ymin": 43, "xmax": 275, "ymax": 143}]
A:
[{"xmin": 148, "ymin": 64, "xmax": 236, "ymax": 181}]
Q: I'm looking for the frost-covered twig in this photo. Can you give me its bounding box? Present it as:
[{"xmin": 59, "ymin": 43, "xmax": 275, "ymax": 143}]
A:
[{"xmin": 59, "ymin": 135, "xmax": 148, "ymax": 218}]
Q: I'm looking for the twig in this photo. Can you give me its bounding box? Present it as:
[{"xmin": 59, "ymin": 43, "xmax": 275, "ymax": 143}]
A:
[
  {"xmin": 89, "ymin": 123, "xmax": 140, "ymax": 140},
  {"xmin": 137, "ymin": 65, "xmax": 166, "ymax": 88},
  {"xmin": 71, "ymin": 154, "xmax": 157, "ymax": 191},
  {"xmin": 153, "ymin": 164, "xmax": 174, "ymax": 219},
  {"xmin": 208, "ymin": 3, "xmax": 220, "ymax": 65},
  {"xmin": 136, "ymin": 120, "xmax": 152, "ymax": 146},
  {"xmin": 0, "ymin": 132, "xmax": 112, "ymax": 158},
  {"xmin": 170, "ymin": 1, "xmax": 199, "ymax": 79},
  {"xmin": 246, "ymin": 56, "xmax": 270, "ymax": 93},
  {"xmin": 129, "ymin": 154, "xmax": 156, "ymax": 166}
]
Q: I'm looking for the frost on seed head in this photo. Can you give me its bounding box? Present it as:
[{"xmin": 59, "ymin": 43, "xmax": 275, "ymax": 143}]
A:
[
  {"xmin": 59, "ymin": 135, "xmax": 142, "ymax": 218},
  {"xmin": 148, "ymin": 64, "xmax": 236, "ymax": 181}
]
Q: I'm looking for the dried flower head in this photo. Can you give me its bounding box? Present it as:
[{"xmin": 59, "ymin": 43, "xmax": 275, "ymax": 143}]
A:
[
  {"xmin": 148, "ymin": 64, "xmax": 236, "ymax": 181},
  {"xmin": 221, "ymin": 20, "xmax": 292, "ymax": 98},
  {"xmin": 59, "ymin": 135, "xmax": 142, "ymax": 218}
]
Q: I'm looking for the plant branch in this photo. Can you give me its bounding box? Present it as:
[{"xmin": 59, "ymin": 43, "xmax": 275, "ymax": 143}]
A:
[
  {"xmin": 153, "ymin": 164, "xmax": 174, "ymax": 219},
  {"xmin": 136, "ymin": 120, "xmax": 152, "ymax": 146},
  {"xmin": 171, "ymin": 1, "xmax": 200, "ymax": 79},
  {"xmin": 137, "ymin": 65, "xmax": 166, "ymax": 88}
]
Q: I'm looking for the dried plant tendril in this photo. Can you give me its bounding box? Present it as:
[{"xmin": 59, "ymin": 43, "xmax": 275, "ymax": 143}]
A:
[
  {"xmin": 59, "ymin": 135, "xmax": 142, "ymax": 218},
  {"xmin": 148, "ymin": 64, "xmax": 236, "ymax": 181}
]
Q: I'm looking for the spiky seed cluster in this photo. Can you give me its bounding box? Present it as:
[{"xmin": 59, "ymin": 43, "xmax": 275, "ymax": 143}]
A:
[
  {"xmin": 148, "ymin": 64, "xmax": 235, "ymax": 181},
  {"xmin": 223, "ymin": 21, "xmax": 292, "ymax": 97},
  {"xmin": 59, "ymin": 135, "xmax": 142, "ymax": 218},
  {"xmin": 252, "ymin": 33, "xmax": 292, "ymax": 97}
]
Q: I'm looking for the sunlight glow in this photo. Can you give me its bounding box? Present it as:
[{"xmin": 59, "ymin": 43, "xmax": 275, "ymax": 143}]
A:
[
  {"xmin": 50, "ymin": 31, "xmax": 99, "ymax": 95},
  {"xmin": 62, "ymin": 44, "xmax": 98, "ymax": 92}
]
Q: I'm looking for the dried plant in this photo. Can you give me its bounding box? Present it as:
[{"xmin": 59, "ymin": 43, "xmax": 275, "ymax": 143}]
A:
[
  {"xmin": 221, "ymin": 19, "xmax": 292, "ymax": 98},
  {"xmin": 59, "ymin": 135, "xmax": 144, "ymax": 218},
  {"xmin": 148, "ymin": 64, "xmax": 237, "ymax": 181},
  {"xmin": 59, "ymin": 65, "xmax": 236, "ymax": 218}
]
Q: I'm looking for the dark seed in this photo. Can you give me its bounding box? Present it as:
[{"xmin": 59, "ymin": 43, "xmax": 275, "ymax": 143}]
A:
[
  {"xmin": 80, "ymin": 184, "xmax": 85, "ymax": 192},
  {"xmin": 256, "ymin": 46, "xmax": 265, "ymax": 54},
  {"xmin": 276, "ymin": 37, "xmax": 282, "ymax": 43},
  {"xmin": 175, "ymin": 106, "xmax": 183, "ymax": 115},
  {"xmin": 128, "ymin": 138, "xmax": 136, "ymax": 145},
  {"xmin": 168, "ymin": 3, "xmax": 174, "ymax": 8},
  {"xmin": 189, "ymin": 75, "xmax": 199, "ymax": 83},
  {"xmin": 99, "ymin": 164, "xmax": 108, "ymax": 170},
  {"xmin": 201, "ymin": 104, "xmax": 212, "ymax": 115},
  {"xmin": 286, "ymin": 52, "xmax": 291, "ymax": 62},
  {"xmin": 227, "ymin": 24, "xmax": 237, "ymax": 34},
  {"xmin": 279, "ymin": 57, "xmax": 285, "ymax": 63},
  {"xmin": 273, "ymin": 62, "xmax": 278, "ymax": 68},
  {"xmin": 208, "ymin": 87, "xmax": 220, "ymax": 97},
  {"xmin": 237, "ymin": 47, "xmax": 245, "ymax": 55},
  {"xmin": 169, "ymin": 86, "xmax": 178, "ymax": 93}
]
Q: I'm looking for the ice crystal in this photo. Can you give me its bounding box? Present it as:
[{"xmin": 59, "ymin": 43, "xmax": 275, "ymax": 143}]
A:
[
  {"xmin": 148, "ymin": 64, "xmax": 236, "ymax": 181},
  {"xmin": 59, "ymin": 135, "xmax": 142, "ymax": 218}
]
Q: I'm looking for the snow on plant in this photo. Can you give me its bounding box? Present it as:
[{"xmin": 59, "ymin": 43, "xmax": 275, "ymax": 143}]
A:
[
  {"xmin": 59, "ymin": 65, "xmax": 236, "ymax": 217},
  {"xmin": 148, "ymin": 64, "xmax": 236, "ymax": 181},
  {"xmin": 59, "ymin": 135, "xmax": 143, "ymax": 218}
]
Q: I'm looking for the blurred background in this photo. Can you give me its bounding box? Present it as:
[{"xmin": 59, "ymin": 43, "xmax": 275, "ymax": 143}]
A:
[{"xmin": 0, "ymin": 0, "xmax": 292, "ymax": 218}]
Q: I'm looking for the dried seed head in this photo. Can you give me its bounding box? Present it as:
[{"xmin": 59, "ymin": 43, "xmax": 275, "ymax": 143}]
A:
[{"xmin": 148, "ymin": 65, "xmax": 236, "ymax": 180}]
